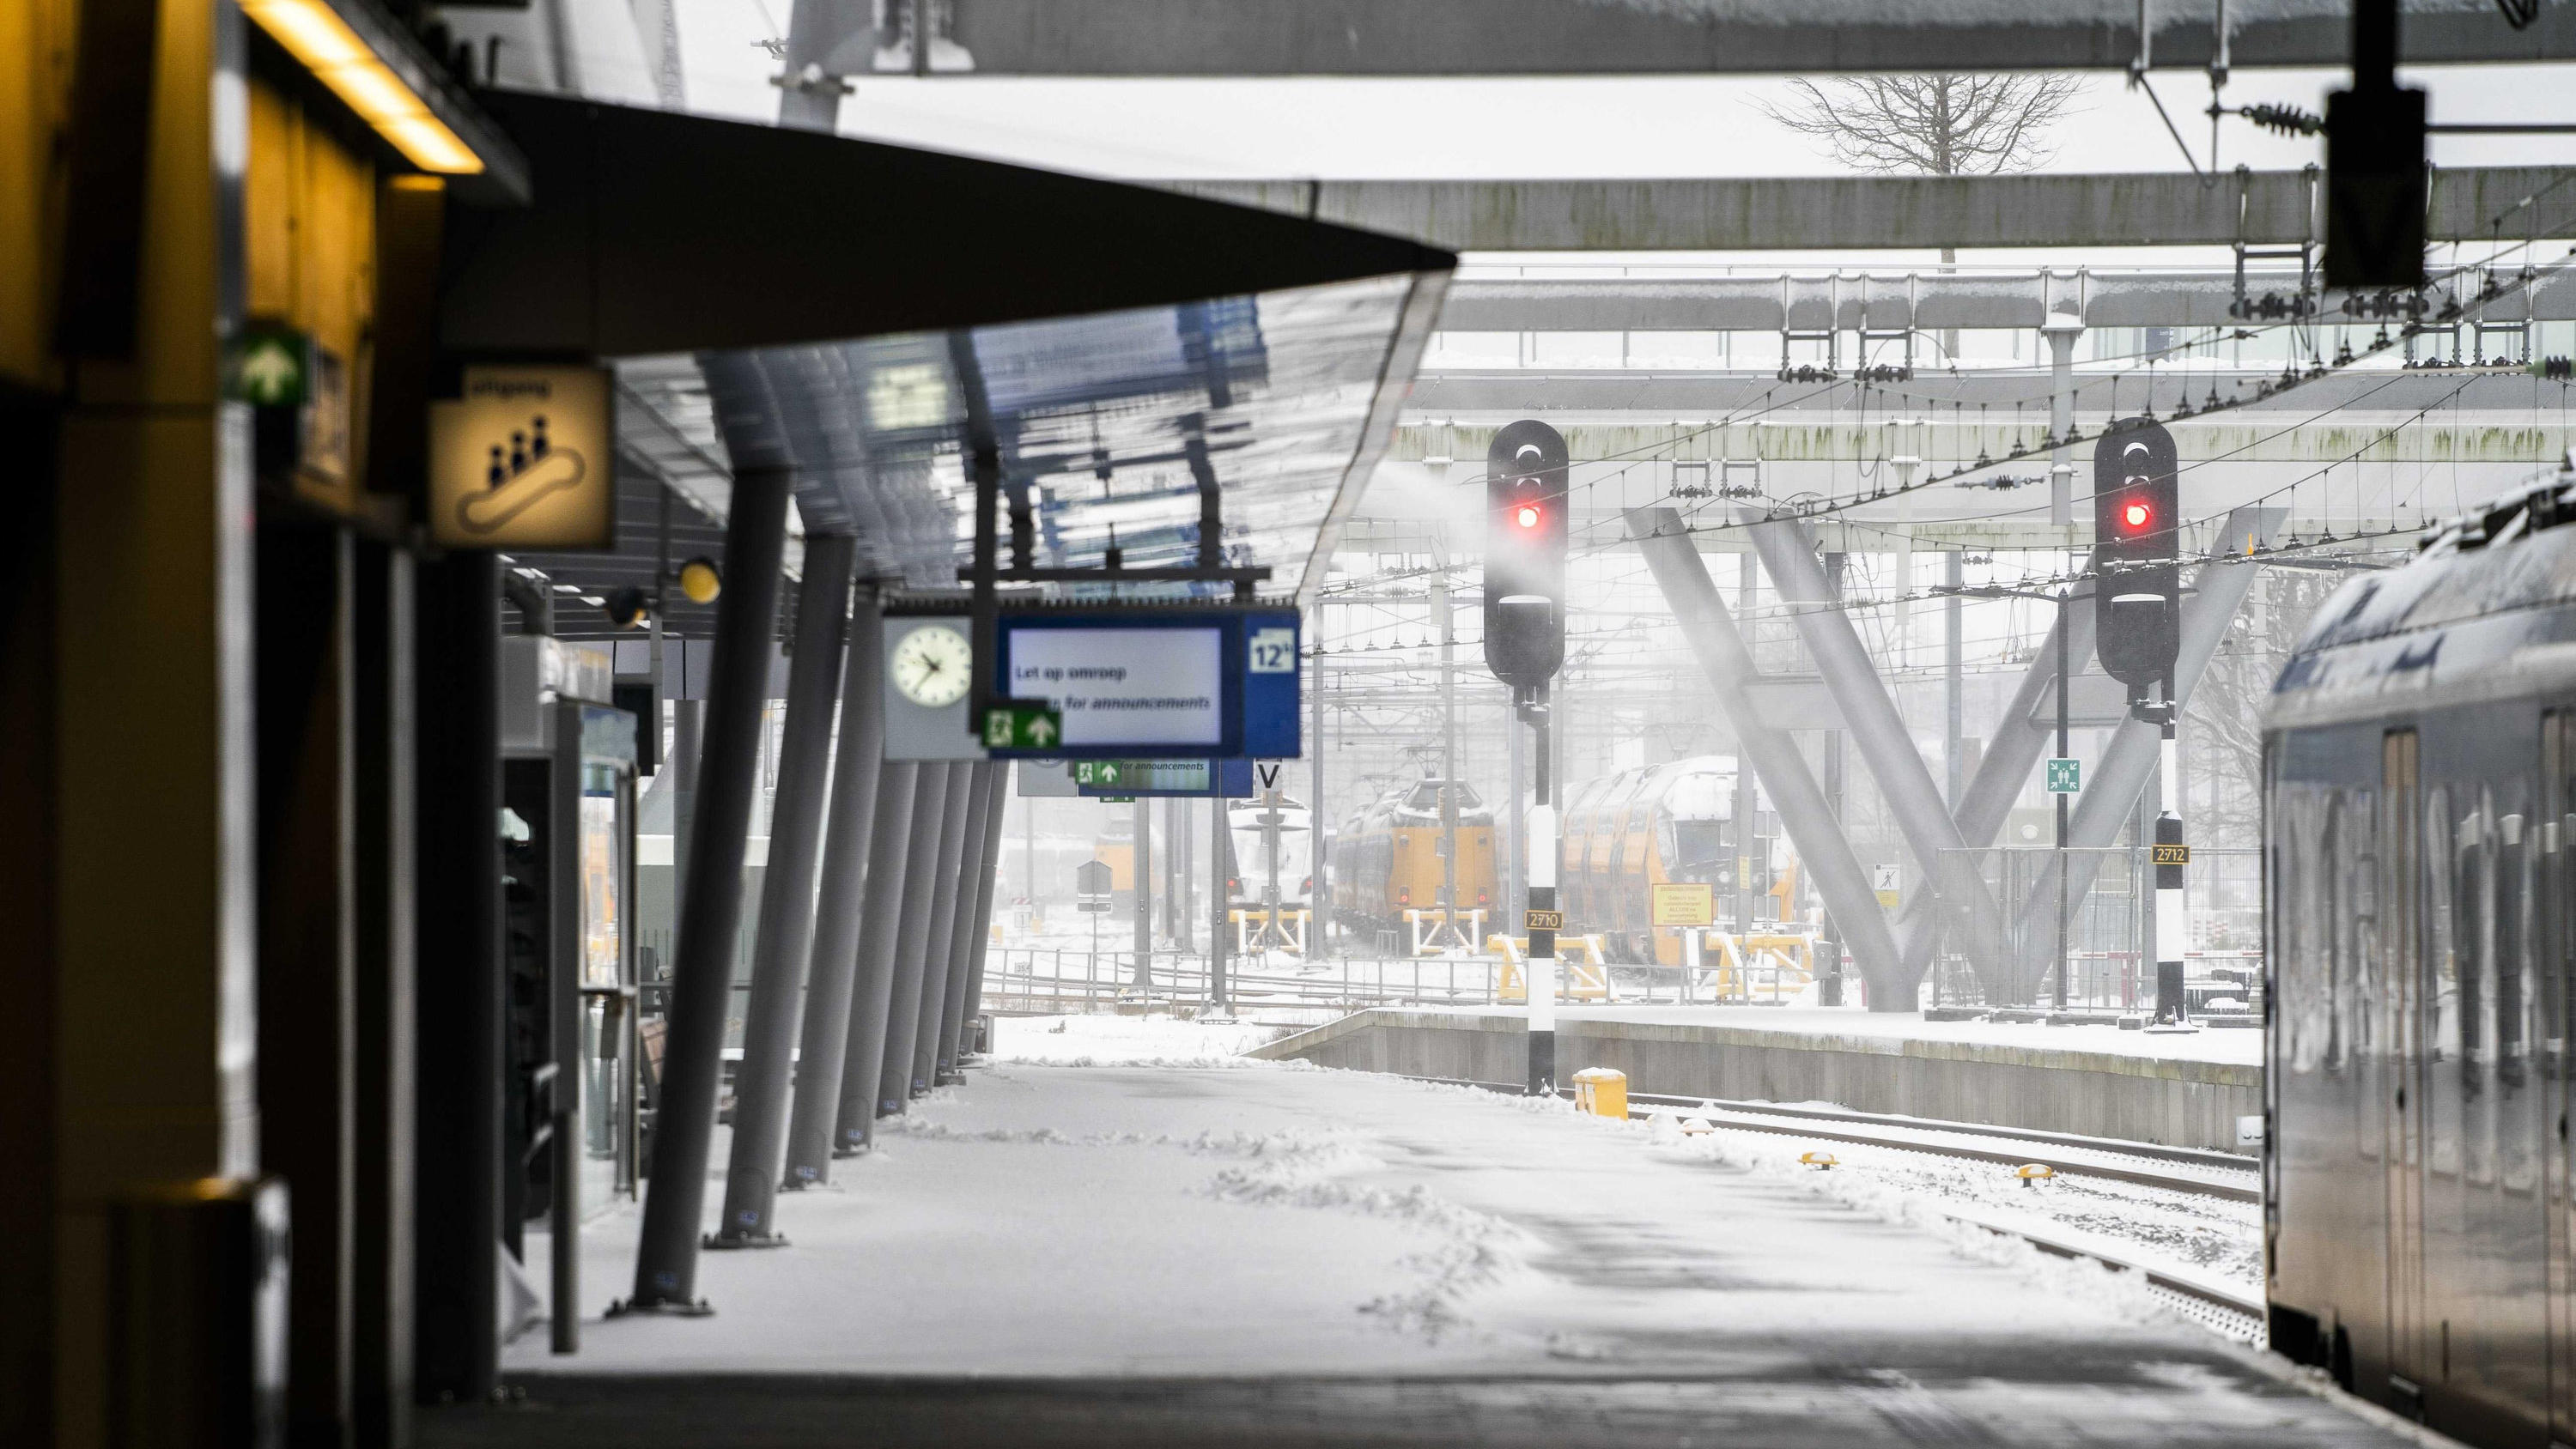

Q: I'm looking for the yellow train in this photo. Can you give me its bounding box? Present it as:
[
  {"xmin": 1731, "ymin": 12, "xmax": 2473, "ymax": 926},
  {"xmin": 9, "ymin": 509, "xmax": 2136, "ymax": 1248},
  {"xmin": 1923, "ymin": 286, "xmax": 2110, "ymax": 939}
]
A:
[
  {"xmin": 1091, "ymin": 814, "xmax": 1138, "ymax": 895},
  {"xmin": 1562, "ymin": 755, "xmax": 1777, "ymax": 965},
  {"xmin": 1328, "ymin": 779, "xmax": 1498, "ymax": 931}
]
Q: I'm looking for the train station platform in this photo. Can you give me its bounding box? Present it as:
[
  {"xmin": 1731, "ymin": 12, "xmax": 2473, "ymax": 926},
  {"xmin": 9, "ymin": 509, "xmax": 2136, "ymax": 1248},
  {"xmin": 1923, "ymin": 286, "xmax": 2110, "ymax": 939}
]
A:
[
  {"xmin": 1253, "ymin": 1007, "xmax": 2262, "ymax": 1151},
  {"xmin": 428, "ymin": 1042, "xmax": 2400, "ymax": 1447}
]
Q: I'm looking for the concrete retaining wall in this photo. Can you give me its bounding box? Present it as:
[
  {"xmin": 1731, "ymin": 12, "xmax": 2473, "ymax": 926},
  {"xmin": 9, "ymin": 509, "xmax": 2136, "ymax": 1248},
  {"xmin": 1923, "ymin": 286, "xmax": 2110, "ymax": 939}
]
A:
[{"xmin": 1252, "ymin": 1010, "xmax": 2262, "ymax": 1151}]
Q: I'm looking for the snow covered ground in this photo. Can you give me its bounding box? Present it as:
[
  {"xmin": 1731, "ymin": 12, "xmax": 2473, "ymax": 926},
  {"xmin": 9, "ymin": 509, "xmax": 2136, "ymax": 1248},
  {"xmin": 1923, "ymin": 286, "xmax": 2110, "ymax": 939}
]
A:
[
  {"xmin": 530, "ymin": 1016, "xmax": 2267, "ymax": 1369},
  {"xmin": 989, "ymin": 1011, "xmax": 1297, "ymax": 1064},
  {"xmin": 494, "ymin": 1028, "xmax": 2433, "ymax": 1444}
]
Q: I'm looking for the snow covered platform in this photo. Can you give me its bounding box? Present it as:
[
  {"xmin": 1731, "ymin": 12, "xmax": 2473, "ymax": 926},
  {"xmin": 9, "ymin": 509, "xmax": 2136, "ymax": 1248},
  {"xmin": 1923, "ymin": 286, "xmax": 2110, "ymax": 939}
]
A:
[
  {"xmin": 1254, "ymin": 1006, "xmax": 2261, "ymax": 1151},
  {"xmin": 435, "ymin": 1038, "xmax": 2396, "ymax": 1448}
]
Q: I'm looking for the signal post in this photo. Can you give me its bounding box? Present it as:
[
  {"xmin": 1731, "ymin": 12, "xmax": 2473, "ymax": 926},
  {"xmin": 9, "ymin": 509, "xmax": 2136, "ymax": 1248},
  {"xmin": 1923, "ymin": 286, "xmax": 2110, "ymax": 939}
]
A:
[
  {"xmin": 2093, "ymin": 422, "xmax": 2189, "ymax": 1025},
  {"xmin": 1485, "ymin": 421, "xmax": 1570, "ymax": 1094}
]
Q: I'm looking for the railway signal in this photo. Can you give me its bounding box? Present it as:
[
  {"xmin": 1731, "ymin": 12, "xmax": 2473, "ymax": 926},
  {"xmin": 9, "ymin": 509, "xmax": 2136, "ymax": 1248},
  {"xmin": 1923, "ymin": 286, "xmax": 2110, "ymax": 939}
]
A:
[
  {"xmin": 2093, "ymin": 421, "xmax": 2179, "ymax": 692},
  {"xmin": 2092, "ymin": 421, "xmax": 2191, "ymax": 1027},
  {"xmin": 1485, "ymin": 420, "xmax": 1568, "ymax": 689},
  {"xmin": 1485, "ymin": 420, "xmax": 1570, "ymax": 1095}
]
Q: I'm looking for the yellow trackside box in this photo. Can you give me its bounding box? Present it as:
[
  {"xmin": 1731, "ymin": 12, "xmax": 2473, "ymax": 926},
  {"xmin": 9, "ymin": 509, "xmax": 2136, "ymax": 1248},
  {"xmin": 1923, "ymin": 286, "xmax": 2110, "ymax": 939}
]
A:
[{"xmin": 1572, "ymin": 1068, "xmax": 1627, "ymax": 1119}]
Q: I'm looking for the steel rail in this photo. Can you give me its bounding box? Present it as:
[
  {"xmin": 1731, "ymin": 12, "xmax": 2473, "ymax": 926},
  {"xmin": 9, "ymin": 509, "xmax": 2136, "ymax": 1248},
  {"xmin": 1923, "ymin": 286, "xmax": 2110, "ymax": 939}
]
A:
[
  {"xmin": 1623, "ymin": 1091, "xmax": 2257, "ymax": 1173},
  {"xmin": 1623, "ymin": 1094, "xmax": 2258, "ymax": 1203}
]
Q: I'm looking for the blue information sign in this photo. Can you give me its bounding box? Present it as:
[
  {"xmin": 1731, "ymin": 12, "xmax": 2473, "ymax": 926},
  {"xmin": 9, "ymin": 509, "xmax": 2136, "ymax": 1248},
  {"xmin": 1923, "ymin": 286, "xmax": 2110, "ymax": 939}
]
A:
[{"xmin": 989, "ymin": 606, "xmax": 1299, "ymax": 761}]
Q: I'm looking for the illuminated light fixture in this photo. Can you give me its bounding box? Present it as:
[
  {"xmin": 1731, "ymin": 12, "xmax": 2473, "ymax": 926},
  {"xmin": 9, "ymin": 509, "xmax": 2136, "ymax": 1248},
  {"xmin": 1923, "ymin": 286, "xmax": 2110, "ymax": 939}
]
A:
[
  {"xmin": 240, "ymin": 0, "xmax": 485, "ymax": 174},
  {"xmin": 677, "ymin": 556, "xmax": 723, "ymax": 604},
  {"xmin": 604, "ymin": 585, "xmax": 651, "ymax": 628},
  {"xmin": 1515, "ymin": 503, "xmax": 1541, "ymax": 529},
  {"xmin": 2122, "ymin": 500, "xmax": 2153, "ymax": 531}
]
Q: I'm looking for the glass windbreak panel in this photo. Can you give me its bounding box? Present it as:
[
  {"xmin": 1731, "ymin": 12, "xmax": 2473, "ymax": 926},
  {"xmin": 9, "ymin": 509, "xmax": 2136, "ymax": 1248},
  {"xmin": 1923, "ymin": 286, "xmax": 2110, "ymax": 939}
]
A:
[
  {"xmin": 812, "ymin": 275, "xmax": 1421, "ymax": 598},
  {"xmin": 580, "ymin": 773, "xmax": 623, "ymax": 990},
  {"xmin": 578, "ymin": 757, "xmax": 633, "ymax": 1209}
]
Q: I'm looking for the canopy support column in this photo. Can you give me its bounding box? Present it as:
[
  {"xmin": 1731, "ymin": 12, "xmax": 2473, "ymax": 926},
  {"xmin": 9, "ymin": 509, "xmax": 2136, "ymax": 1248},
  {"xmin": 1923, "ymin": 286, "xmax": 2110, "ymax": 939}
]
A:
[
  {"xmin": 784, "ymin": 587, "xmax": 886, "ymax": 1187},
  {"xmin": 712, "ymin": 534, "xmax": 855, "ymax": 1246},
  {"xmin": 622, "ymin": 464, "xmax": 791, "ymax": 1313},
  {"xmin": 832, "ymin": 760, "xmax": 920, "ymax": 1152},
  {"xmin": 907, "ymin": 766, "xmax": 977, "ymax": 1097}
]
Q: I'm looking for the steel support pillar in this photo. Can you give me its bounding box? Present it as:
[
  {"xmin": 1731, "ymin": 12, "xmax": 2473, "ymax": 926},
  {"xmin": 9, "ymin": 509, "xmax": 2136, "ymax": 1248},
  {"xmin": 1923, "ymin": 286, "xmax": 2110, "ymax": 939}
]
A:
[
  {"xmin": 255, "ymin": 519, "xmax": 360, "ymax": 1426},
  {"xmin": 349, "ymin": 540, "xmax": 416, "ymax": 1445},
  {"xmin": 1132, "ymin": 795, "xmax": 1152, "ymax": 988},
  {"xmin": 1879, "ymin": 591, "xmax": 2103, "ymax": 999},
  {"xmin": 1955, "ymin": 592, "xmax": 2099, "ymax": 852},
  {"xmin": 783, "ymin": 588, "xmax": 886, "ymax": 1187},
  {"xmin": 1208, "ymin": 793, "xmax": 1232, "ymax": 1016},
  {"xmin": 713, "ymin": 534, "xmax": 856, "ymax": 1246},
  {"xmin": 908, "ymin": 764, "xmax": 976, "ymax": 1096},
  {"xmin": 942, "ymin": 766, "xmax": 1010, "ymax": 1074},
  {"xmin": 413, "ymin": 550, "xmax": 502, "ymax": 1397},
  {"xmin": 1745, "ymin": 514, "xmax": 2012, "ymax": 995},
  {"xmin": 623, "ymin": 464, "xmax": 792, "ymax": 1313},
  {"xmin": 667, "ymin": 698, "xmax": 704, "ymax": 900},
  {"xmin": 932, "ymin": 763, "xmax": 997, "ymax": 1083},
  {"xmin": 1945, "ymin": 550, "xmax": 1964, "ymax": 808},
  {"xmin": 873, "ymin": 761, "xmax": 951, "ymax": 1119},
  {"xmin": 2008, "ymin": 507, "xmax": 2282, "ymax": 985},
  {"xmin": 831, "ymin": 760, "xmax": 920, "ymax": 1152},
  {"xmin": 1626, "ymin": 508, "xmax": 1905, "ymax": 1003},
  {"xmin": 2044, "ymin": 313, "xmax": 2082, "ymax": 527},
  {"xmin": 775, "ymin": 0, "xmax": 870, "ymax": 131}
]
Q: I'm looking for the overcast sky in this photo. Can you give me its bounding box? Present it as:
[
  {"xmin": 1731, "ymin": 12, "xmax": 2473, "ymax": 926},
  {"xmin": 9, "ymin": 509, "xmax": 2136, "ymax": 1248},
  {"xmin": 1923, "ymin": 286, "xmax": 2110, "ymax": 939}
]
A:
[{"xmin": 671, "ymin": 0, "xmax": 2576, "ymax": 180}]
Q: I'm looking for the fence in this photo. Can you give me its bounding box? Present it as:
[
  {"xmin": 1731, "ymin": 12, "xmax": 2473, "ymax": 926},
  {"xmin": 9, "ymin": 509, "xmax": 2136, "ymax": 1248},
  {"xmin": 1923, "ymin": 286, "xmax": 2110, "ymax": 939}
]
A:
[
  {"xmin": 978, "ymin": 942, "xmax": 1826, "ymax": 1015},
  {"xmin": 1931, "ymin": 845, "xmax": 2264, "ymax": 1013}
]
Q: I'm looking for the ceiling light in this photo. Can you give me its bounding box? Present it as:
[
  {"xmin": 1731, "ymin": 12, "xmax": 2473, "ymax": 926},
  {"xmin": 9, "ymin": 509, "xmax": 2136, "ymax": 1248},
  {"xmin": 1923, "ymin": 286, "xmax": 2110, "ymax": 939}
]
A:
[{"xmin": 240, "ymin": 0, "xmax": 485, "ymax": 175}]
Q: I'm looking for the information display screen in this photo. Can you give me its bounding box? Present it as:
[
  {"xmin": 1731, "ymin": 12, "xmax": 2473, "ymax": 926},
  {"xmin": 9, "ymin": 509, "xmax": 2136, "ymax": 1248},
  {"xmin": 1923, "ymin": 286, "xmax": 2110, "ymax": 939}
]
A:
[
  {"xmin": 988, "ymin": 607, "xmax": 1301, "ymax": 761},
  {"xmin": 1005, "ymin": 627, "xmax": 1224, "ymax": 747}
]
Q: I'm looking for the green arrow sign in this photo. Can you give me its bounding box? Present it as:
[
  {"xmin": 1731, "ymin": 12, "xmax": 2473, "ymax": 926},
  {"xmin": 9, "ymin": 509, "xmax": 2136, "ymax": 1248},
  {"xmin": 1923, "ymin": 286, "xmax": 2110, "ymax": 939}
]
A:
[
  {"xmin": 2045, "ymin": 758, "xmax": 2081, "ymax": 794},
  {"xmin": 231, "ymin": 327, "xmax": 310, "ymax": 407},
  {"xmin": 981, "ymin": 702, "xmax": 1064, "ymax": 751}
]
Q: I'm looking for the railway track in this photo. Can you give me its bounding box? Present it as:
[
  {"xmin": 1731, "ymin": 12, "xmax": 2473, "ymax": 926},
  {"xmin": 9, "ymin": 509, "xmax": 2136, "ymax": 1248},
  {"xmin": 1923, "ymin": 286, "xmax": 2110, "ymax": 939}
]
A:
[
  {"xmin": 1619, "ymin": 1090, "xmax": 2262, "ymax": 1203},
  {"xmin": 1397, "ymin": 1074, "xmax": 2267, "ymax": 1329}
]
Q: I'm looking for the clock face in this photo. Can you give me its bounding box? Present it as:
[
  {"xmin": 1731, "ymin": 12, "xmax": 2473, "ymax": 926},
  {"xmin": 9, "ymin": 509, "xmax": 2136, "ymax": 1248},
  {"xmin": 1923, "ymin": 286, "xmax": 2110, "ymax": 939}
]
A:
[{"xmin": 891, "ymin": 623, "xmax": 973, "ymax": 707}]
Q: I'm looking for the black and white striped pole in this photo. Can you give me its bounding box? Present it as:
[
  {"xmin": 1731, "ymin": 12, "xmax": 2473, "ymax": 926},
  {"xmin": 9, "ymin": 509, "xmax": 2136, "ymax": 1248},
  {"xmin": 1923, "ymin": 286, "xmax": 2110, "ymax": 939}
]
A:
[
  {"xmin": 1483, "ymin": 420, "xmax": 1570, "ymax": 1095},
  {"xmin": 1522, "ymin": 682, "xmax": 1558, "ymax": 1095},
  {"xmin": 2154, "ymin": 702, "xmax": 2188, "ymax": 1025}
]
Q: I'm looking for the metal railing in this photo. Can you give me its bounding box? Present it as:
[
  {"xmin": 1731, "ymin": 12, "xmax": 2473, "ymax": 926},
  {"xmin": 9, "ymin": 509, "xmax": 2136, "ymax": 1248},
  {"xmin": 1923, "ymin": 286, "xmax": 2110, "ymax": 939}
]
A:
[{"xmin": 977, "ymin": 943, "xmax": 1828, "ymax": 1014}]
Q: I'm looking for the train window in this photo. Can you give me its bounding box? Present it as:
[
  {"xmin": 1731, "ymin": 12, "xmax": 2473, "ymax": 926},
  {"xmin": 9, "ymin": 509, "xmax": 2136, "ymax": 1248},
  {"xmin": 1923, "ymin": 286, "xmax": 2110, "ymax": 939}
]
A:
[
  {"xmin": 2324, "ymin": 795, "xmax": 2346, "ymax": 1075},
  {"xmin": 2346, "ymin": 785, "xmax": 2379, "ymax": 1156},
  {"xmin": 1672, "ymin": 819, "xmax": 1727, "ymax": 869},
  {"xmin": 2458, "ymin": 803, "xmax": 2486, "ymax": 1082},
  {"xmin": 2428, "ymin": 786, "xmax": 2458, "ymax": 1071},
  {"xmin": 2500, "ymin": 810, "xmax": 2529, "ymax": 1093},
  {"xmin": 2281, "ymin": 788, "xmax": 2323, "ymax": 1075}
]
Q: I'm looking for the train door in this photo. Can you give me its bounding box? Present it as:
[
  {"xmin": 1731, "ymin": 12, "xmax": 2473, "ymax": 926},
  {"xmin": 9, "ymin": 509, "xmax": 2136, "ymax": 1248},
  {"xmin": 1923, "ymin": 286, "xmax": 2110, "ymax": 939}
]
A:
[
  {"xmin": 2547, "ymin": 712, "xmax": 2576, "ymax": 1444},
  {"xmin": 2385, "ymin": 728, "xmax": 2430, "ymax": 1404}
]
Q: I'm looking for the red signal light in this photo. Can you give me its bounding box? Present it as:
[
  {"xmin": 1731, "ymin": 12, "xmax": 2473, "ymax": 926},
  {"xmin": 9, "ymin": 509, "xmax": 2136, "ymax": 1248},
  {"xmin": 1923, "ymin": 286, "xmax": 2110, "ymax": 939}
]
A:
[
  {"xmin": 1515, "ymin": 503, "xmax": 1542, "ymax": 529},
  {"xmin": 2121, "ymin": 500, "xmax": 2153, "ymax": 531}
]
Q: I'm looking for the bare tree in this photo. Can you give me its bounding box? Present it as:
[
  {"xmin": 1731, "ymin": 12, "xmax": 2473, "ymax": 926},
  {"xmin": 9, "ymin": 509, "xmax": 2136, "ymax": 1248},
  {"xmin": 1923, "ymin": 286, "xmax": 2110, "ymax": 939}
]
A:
[{"xmin": 1763, "ymin": 73, "xmax": 2086, "ymax": 178}]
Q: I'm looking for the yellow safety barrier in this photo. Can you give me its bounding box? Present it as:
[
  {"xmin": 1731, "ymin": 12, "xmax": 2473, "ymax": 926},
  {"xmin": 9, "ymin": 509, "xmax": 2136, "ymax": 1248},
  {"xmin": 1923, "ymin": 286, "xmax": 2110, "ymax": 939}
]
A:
[
  {"xmin": 1492, "ymin": 935, "xmax": 1614, "ymax": 1002},
  {"xmin": 1572, "ymin": 1068, "xmax": 1627, "ymax": 1119}
]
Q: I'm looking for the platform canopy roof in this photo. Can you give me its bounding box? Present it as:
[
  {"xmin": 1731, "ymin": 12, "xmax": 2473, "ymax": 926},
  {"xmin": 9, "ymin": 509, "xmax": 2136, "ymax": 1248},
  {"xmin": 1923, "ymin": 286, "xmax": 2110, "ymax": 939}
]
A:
[{"xmin": 440, "ymin": 93, "xmax": 1452, "ymax": 602}]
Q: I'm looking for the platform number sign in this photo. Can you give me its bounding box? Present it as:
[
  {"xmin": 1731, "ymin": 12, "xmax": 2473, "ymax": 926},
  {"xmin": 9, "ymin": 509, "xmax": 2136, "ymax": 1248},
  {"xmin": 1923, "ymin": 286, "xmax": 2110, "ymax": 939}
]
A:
[
  {"xmin": 1248, "ymin": 627, "xmax": 1297, "ymax": 674},
  {"xmin": 2045, "ymin": 758, "xmax": 2081, "ymax": 794}
]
